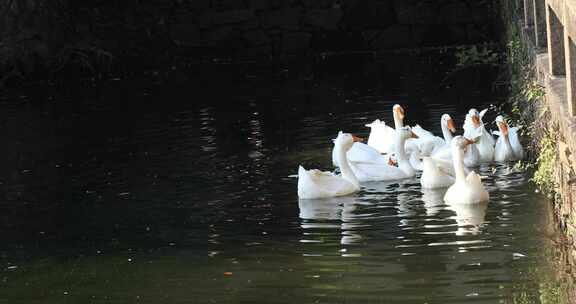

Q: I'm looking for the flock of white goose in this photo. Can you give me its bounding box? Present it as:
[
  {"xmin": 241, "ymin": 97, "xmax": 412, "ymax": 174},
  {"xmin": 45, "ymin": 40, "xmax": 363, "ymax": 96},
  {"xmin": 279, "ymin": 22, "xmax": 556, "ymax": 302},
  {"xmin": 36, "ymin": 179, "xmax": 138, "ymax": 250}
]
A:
[{"xmin": 297, "ymin": 104, "xmax": 523, "ymax": 205}]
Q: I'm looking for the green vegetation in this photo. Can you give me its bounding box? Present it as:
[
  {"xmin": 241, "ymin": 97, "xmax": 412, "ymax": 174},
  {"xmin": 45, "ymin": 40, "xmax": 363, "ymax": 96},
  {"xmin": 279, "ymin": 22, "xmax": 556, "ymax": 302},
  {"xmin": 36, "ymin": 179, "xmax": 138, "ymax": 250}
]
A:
[
  {"xmin": 532, "ymin": 129, "xmax": 561, "ymax": 201},
  {"xmin": 496, "ymin": 0, "xmax": 562, "ymax": 201},
  {"xmin": 454, "ymin": 44, "xmax": 501, "ymax": 67}
]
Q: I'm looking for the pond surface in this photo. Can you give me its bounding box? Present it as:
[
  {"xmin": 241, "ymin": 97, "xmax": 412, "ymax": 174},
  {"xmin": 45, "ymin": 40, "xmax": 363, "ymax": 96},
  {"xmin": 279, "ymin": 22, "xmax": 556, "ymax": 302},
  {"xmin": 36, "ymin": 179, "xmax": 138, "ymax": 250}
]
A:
[{"xmin": 0, "ymin": 53, "xmax": 570, "ymax": 303}]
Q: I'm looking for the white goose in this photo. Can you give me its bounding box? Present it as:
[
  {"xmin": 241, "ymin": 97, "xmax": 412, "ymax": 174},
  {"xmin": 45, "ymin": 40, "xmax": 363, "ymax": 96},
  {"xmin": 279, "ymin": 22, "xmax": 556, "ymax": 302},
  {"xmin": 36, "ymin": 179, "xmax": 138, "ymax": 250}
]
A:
[
  {"xmin": 493, "ymin": 115, "xmax": 524, "ymax": 162},
  {"xmin": 332, "ymin": 136, "xmax": 386, "ymax": 167},
  {"xmin": 334, "ymin": 104, "xmax": 406, "ymax": 167},
  {"xmin": 463, "ymin": 108, "xmax": 487, "ymax": 138},
  {"xmin": 433, "ymin": 126, "xmax": 481, "ymax": 168},
  {"xmin": 421, "ymin": 114, "xmax": 456, "ymax": 158},
  {"xmin": 338, "ymin": 104, "xmax": 417, "ymax": 168},
  {"xmin": 412, "ymin": 114, "xmax": 461, "ymax": 175},
  {"xmin": 365, "ymin": 119, "xmax": 395, "ymax": 154},
  {"xmin": 410, "ymin": 114, "xmax": 456, "ymax": 156},
  {"xmin": 463, "ymin": 108, "xmax": 494, "ymax": 163},
  {"xmin": 366, "ymin": 104, "xmax": 406, "ymax": 154},
  {"xmin": 420, "ymin": 157, "xmax": 455, "ymax": 189},
  {"xmin": 349, "ymin": 127, "xmax": 418, "ymax": 182},
  {"xmin": 298, "ymin": 132, "xmax": 362, "ymax": 199},
  {"xmin": 444, "ymin": 136, "xmax": 490, "ymax": 204}
]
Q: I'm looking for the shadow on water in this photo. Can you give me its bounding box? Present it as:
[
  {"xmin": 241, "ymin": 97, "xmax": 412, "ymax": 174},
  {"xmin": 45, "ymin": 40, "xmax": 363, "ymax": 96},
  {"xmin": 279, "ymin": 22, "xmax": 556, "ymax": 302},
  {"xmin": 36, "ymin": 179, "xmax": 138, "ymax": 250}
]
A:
[{"xmin": 0, "ymin": 51, "xmax": 572, "ymax": 303}]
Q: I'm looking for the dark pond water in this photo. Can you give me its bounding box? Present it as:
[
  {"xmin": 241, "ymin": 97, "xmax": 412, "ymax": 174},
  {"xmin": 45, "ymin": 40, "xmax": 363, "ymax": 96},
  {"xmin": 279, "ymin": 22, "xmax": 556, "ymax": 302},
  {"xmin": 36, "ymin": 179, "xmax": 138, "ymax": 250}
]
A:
[{"xmin": 0, "ymin": 53, "xmax": 570, "ymax": 303}]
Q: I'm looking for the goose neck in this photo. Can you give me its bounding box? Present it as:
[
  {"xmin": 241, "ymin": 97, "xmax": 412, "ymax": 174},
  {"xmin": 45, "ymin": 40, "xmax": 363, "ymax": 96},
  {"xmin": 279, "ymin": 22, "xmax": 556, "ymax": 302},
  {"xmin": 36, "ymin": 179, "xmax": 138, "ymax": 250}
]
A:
[
  {"xmin": 393, "ymin": 114, "xmax": 404, "ymax": 130},
  {"xmin": 452, "ymin": 146, "xmax": 467, "ymax": 181},
  {"xmin": 395, "ymin": 134, "xmax": 408, "ymax": 162},
  {"xmin": 441, "ymin": 123, "xmax": 453, "ymax": 143},
  {"xmin": 337, "ymin": 143, "xmax": 359, "ymax": 188}
]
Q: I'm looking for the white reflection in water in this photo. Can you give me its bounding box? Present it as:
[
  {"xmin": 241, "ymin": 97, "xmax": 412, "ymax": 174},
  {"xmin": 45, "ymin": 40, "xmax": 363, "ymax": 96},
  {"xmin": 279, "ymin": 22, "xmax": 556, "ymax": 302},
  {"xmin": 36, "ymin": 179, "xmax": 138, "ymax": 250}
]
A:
[
  {"xmin": 445, "ymin": 200, "xmax": 489, "ymax": 236},
  {"xmin": 298, "ymin": 196, "xmax": 365, "ymax": 247},
  {"xmin": 198, "ymin": 107, "xmax": 217, "ymax": 152},
  {"xmin": 420, "ymin": 188, "xmax": 446, "ymax": 216},
  {"xmin": 247, "ymin": 101, "xmax": 265, "ymax": 161}
]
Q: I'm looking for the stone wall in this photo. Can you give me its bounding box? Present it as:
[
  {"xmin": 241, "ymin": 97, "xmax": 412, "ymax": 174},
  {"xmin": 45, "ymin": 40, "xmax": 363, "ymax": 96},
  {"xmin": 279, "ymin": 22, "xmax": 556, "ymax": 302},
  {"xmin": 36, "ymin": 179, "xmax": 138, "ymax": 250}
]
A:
[
  {"xmin": 503, "ymin": 0, "xmax": 576, "ymax": 288},
  {"xmin": 169, "ymin": 0, "xmax": 498, "ymax": 60}
]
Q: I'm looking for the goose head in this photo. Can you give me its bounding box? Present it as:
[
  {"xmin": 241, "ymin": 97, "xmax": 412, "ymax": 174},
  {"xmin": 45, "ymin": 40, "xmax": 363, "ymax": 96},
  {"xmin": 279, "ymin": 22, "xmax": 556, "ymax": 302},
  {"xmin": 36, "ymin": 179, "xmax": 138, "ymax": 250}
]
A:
[
  {"xmin": 393, "ymin": 104, "xmax": 405, "ymax": 122},
  {"xmin": 334, "ymin": 131, "xmax": 364, "ymax": 150},
  {"xmin": 468, "ymin": 108, "xmax": 481, "ymax": 128},
  {"xmin": 452, "ymin": 135, "xmax": 475, "ymax": 151},
  {"xmin": 495, "ymin": 115, "xmax": 509, "ymax": 136},
  {"xmin": 441, "ymin": 114, "xmax": 456, "ymax": 133}
]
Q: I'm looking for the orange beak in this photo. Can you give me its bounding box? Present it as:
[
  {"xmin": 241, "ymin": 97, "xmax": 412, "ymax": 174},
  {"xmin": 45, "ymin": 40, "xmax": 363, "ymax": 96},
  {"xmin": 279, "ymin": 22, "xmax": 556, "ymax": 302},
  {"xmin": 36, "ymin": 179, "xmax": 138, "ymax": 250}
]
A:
[
  {"xmin": 447, "ymin": 119, "xmax": 456, "ymax": 132},
  {"xmin": 410, "ymin": 131, "xmax": 419, "ymax": 139},
  {"xmin": 388, "ymin": 157, "xmax": 398, "ymax": 167},
  {"xmin": 352, "ymin": 135, "xmax": 364, "ymax": 142},
  {"xmin": 464, "ymin": 138, "xmax": 475, "ymax": 145},
  {"xmin": 395, "ymin": 106, "xmax": 405, "ymax": 120},
  {"xmin": 499, "ymin": 122, "xmax": 509, "ymax": 136},
  {"xmin": 472, "ymin": 115, "xmax": 481, "ymax": 128}
]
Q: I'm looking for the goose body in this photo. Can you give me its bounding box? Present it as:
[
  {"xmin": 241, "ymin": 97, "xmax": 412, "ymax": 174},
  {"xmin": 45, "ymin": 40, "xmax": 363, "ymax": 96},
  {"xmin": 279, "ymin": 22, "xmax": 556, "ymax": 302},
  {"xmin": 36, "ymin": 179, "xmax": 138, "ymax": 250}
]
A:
[
  {"xmin": 508, "ymin": 127, "xmax": 524, "ymax": 159},
  {"xmin": 493, "ymin": 116, "xmax": 524, "ymax": 162},
  {"xmin": 444, "ymin": 136, "xmax": 490, "ymax": 204},
  {"xmin": 365, "ymin": 119, "xmax": 395, "ymax": 154},
  {"xmin": 463, "ymin": 108, "xmax": 494, "ymax": 162},
  {"xmin": 332, "ymin": 141, "xmax": 387, "ymax": 168},
  {"xmin": 299, "ymin": 132, "xmax": 361, "ymax": 199},
  {"xmin": 410, "ymin": 125, "xmax": 447, "ymax": 156},
  {"xmin": 417, "ymin": 113, "xmax": 476, "ymax": 172},
  {"xmin": 366, "ymin": 104, "xmax": 406, "ymax": 154},
  {"xmin": 349, "ymin": 127, "xmax": 418, "ymax": 182},
  {"xmin": 420, "ymin": 157, "xmax": 455, "ymax": 189}
]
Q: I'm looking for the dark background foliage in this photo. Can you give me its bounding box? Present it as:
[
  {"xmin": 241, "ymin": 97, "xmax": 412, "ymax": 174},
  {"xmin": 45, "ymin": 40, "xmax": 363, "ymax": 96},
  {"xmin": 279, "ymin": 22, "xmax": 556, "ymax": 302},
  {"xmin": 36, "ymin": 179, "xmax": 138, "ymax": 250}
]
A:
[{"xmin": 0, "ymin": 0, "xmax": 499, "ymax": 86}]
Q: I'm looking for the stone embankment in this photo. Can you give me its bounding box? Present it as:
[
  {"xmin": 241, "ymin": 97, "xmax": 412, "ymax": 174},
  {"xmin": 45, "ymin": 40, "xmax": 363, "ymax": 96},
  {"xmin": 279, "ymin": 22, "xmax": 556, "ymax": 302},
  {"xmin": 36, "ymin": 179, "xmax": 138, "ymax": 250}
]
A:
[{"xmin": 511, "ymin": 0, "xmax": 576, "ymax": 259}]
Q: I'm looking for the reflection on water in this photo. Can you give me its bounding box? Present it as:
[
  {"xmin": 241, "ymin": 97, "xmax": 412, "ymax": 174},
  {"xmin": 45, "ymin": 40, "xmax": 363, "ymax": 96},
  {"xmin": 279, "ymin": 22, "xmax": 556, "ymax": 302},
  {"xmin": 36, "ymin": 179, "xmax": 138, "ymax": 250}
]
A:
[
  {"xmin": 0, "ymin": 54, "xmax": 571, "ymax": 303},
  {"xmin": 447, "ymin": 200, "xmax": 488, "ymax": 236},
  {"xmin": 421, "ymin": 188, "xmax": 445, "ymax": 216},
  {"xmin": 299, "ymin": 196, "xmax": 365, "ymax": 247}
]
